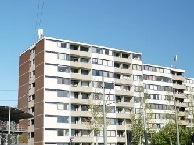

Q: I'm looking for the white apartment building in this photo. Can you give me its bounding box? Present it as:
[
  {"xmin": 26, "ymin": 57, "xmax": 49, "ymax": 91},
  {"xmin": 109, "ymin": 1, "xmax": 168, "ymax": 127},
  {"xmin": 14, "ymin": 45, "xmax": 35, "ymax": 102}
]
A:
[
  {"xmin": 18, "ymin": 37, "xmax": 143, "ymax": 145},
  {"xmin": 142, "ymin": 64, "xmax": 188, "ymax": 130},
  {"xmin": 184, "ymin": 78, "xmax": 194, "ymax": 127}
]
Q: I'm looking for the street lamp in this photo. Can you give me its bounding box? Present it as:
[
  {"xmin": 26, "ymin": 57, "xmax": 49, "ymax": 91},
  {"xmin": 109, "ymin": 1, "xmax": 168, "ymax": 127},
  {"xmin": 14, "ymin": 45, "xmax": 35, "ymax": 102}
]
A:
[{"xmin": 173, "ymin": 55, "xmax": 180, "ymax": 145}]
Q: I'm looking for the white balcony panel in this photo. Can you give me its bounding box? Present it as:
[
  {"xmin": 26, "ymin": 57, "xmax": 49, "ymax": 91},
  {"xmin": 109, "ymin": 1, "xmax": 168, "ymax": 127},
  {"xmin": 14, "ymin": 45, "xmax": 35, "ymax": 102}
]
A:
[
  {"xmin": 92, "ymin": 53, "xmax": 114, "ymax": 61},
  {"xmin": 44, "ymin": 130, "xmax": 70, "ymax": 142},
  {"xmin": 44, "ymin": 117, "xmax": 70, "ymax": 128},
  {"xmin": 92, "ymin": 64, "xmax": 114, "ymax": 72}
]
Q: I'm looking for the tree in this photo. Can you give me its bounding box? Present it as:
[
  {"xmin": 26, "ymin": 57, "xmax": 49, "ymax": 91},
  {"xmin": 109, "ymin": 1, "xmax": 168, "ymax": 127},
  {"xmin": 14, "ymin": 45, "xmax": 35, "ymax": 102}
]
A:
[
  {"xmin": 85, "ymin": 100, "xmax": 110, "ymax": 145},
  {"xmin": 150, "ymin": 123, "xmax": 192, "ymax": 145},
  {"xmin": 130, "ymin": 85, "xmax": 153, "ymax": 145}
]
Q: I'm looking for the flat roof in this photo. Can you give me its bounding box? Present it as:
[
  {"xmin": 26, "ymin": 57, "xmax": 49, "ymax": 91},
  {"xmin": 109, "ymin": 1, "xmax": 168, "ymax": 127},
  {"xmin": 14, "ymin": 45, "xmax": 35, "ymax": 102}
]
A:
[
  {"xmin": 0, "ymin": 106, "xmax": 33, "ymax": 123},
  {"xmin": 20, "ymin": 36, "xmax": 142, "ymax": 56}
]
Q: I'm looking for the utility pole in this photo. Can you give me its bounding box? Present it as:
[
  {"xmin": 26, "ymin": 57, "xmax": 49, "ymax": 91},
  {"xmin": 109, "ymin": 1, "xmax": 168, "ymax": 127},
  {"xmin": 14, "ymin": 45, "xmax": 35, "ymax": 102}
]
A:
[
  {"xmin": 142, "ymin": 95, "xmax": 148, "ymax": 145},
  {"xmin": 173, "ymin": 55, "xmax": 180, "ymax": 145},
  {"xmin": 102, "ymin": 76, "xmax": 107, "ymax": 144}
]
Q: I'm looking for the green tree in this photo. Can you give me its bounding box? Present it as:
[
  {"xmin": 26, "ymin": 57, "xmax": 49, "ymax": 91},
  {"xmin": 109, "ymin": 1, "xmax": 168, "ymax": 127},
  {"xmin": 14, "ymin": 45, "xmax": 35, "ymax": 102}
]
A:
[
  {"xmin": 130, "ymin": 85, "xmax": 153, "ymax": 145},
  {"xmin": 150, "ymin": 123, "xmax": 192, "ymax": 145}
]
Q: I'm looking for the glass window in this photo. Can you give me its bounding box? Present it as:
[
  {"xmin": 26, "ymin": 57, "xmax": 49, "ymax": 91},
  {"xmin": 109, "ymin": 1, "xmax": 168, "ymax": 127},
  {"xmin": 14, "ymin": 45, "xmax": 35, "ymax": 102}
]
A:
[
  {"xmin": 108, "ymin": 61, "xmax": 113, "ymax": 67},
  {"xmin": 57, "ymin": 90, "xmax": 69, "ymax": 97},
  {"xmin": 61, "ymin": 43, "xmax": 67, "ymax": 48},
  {"xmin": 58, "ymin": 66, "xmax": 70, "ymax": 72},
  {"xmin": 81, "ymin": 81, "xmax": 89, "ymax": 87},
  {"xmin": 104, "ymin": 49, "xmax": 109, "ymax": 55},
  {"xmin": 103, "ymin": 60, "xmax": 108, "ymax": 66},
  {"xmin": 92, "ymin": 58, "xmax": 98, "ymax": 64},
  {"xmin": 81, "ymin": 58, "xmax": 89, "ymax": 63},
  {"xmin": 57, "ymin": 116, "xmax": 69, "ymax": 123},
  {"xmin": 98, "ymin": 59, "xmax": 103, "ymax": 65},
  {"xmin": 57, "ymin": 129, "xmax": 64, "ymax": 136}
]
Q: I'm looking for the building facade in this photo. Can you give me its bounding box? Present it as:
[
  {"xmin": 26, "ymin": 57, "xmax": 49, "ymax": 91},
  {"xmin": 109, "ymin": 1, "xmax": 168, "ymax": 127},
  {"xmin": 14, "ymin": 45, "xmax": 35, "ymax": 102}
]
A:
[
  {"xmin": 18, "ymin": 36, "xmax": 194, "ymax": 145},
  {"xmin": 142, "ymin": 64, "xmax": 188, "ymax": 130},
  {"xmin": 18, "ymin": 37, "xmax": 143, "ymax": 145}
]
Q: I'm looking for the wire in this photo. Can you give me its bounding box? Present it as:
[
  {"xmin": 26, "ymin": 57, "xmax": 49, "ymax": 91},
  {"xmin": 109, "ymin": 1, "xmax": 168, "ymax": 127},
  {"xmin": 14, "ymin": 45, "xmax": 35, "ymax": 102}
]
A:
[
  {"xmin": 33, "ymin": 0, "xmax": 45, "ymax": 41},
  {"xmin": 0, "ymin": 90, "xmax": 17, "ymax": 92}
]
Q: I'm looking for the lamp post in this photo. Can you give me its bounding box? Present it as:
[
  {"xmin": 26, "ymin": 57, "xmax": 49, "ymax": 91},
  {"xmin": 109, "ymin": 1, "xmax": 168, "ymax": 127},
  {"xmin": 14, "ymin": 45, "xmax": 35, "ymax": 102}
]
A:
[
  {"xmin": 173, "ymin": 55, "xmax": 180, "ymax": 145},
  {"xmin": 102, "ymin": 76, "xmax": 107, "ymax": 145}
]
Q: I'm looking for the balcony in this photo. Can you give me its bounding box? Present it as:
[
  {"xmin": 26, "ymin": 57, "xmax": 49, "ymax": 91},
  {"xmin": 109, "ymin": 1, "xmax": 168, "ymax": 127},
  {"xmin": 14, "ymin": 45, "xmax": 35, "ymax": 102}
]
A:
[
  {"xmin": 70, "ymin": 111, "xmax": 92, "ymax": 117},
  {"xmin": 71, "ymin": 124, "xmax": 88, "ymax": 130},
  {"xmin": 114, "ymin": 78, "xmax": 133, "ymax": 85},
  {"xmin": 114, "ymin": 67, "xmax": 132, "ymax": 75},
  {"xmin": 70, "ymin": 73, "xmax": 92, "ymax": 81},
  {"xmin": 173, "ymin": 84, "xmax": 186, "ymax": 90},
  {"xmin": 172, "ymin": 75, "xmax": 185, "ymax": 81},
  {"xmin": 72, "ymin": 136, "xmax": 94, "ymax": 143},
  {"xmin": 70, "ymin": 86, "xmax": 92, "ymax": 93},
  {"xmin": 115, "ymin": 90, "xmax": 133, "ymax": 96},
  {"xmin": 178, "ymin": 111, "xmax": 187, "ymax": 116},
  {"xmin": 174, "ymin": 93, "xmax": 186, "ymax": 99},
  {"xmin": 178, "ymin": 120, "xmax": 188, "ymax": 125},
  {"xmin": 70, "ymin": 61, "xmax": 92, "ymax": 69},
  {"xmin": 113, "ymin": 56, "xmax": 132, "ymax": 64},
  {"xmin": 116, "ymin": 113, "xmax": 130, "ymax": 119},
  {"xmin": 70, "ymin": 49, "xmax": 92, "ymax": 58},
  {"xmin": 70, "ymin": 98, "xmax": 89, "ymax": 105},
  {"xmin": 116, "ymin": 102, "xmax": 134, "ymax": 108},
  {"xmin": 116, "ymin": 137, "xmax": 126, "ymax": 142},
  {"xmin": 176, "ymin": 102, "xmax": 187, "ymax": 107}
]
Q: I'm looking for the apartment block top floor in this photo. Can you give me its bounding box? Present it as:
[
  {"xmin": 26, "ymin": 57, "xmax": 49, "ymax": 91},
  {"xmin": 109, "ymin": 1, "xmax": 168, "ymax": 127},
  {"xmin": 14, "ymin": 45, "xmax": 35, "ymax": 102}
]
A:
[
  {"xmin": 20, "ymin": 36, "xmax": 142, "ymax": 60},
  {"xmin": 143, "ymin": 63, "xmax": 185, "ymax": 74}
]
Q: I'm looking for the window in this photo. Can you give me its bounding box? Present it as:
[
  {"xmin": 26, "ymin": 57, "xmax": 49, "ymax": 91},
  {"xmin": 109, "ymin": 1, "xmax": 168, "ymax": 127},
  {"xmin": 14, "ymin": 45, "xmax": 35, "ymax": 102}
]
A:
[
  {"xmin": 92, "ymin": 47, "xmax": 103, "ymax": 54},
  {"xmin": 81, "ymin": 58, "xmax": 89, "ymax": 63},
  {"xmin": 58, "ymin": 53, "xmax": 70, "ymax": 60},
  {"xmin": 71, "ymin": 68, "xmax": 79, "ymax": 73},
  {"xmin": 92, "ymin": 58, "xmax": 98, "ymax": 64},
  {"xmin": 92, "ymin": 69, "xmax": 103, "ymax": 76},
  {"xmin": 104, "ymin": 49, "xmax": 109, "ymax": 55},
  {"xmin": 57, "ymin": 103, "xmax": 69, "ymax": 110},
  {"xmin": 57, "ymin": 116, "xmax": 69, "ymax": 123},
  {"xmin": 81, "ymin": 105, "xmax": 88, "ymax": 111},
  {"xmin": 58, "ymin": 66, "xmax": 70, "ymax": 72},
  {"xmin": 81, "ymin": 69, "xmax": 89, "ymax": 75},
  {"xmin": 80, "ymin": 46, "xmax": 89, "ymax": 52},
  {"xmin": 70, "ymin": 44, "xmax": 78, "ymax": 50},
  {"xmin": 70, "ymin": 92, "xmax": 79, "ymax": 99},
  {"xmin": 92, "ymin": 81, "xmax": 103, "ymax": 88},
  {"xmin": 106, "ymin": 94, "xmax": 115, "ymax": 101},
  {"xmin": 103, "ymin": 60, "xmax": 108, "ymax": 66},
  {"xmin": 123, "ymin": 64, "xmax": 129, "ymax": 69},
  {"xmin": 114, "ymin": 63, "xmax": 120, "ymax": 68},
  {"xmin": 122, "ymin": 53, "xmax": 128, "ymax": 58},
  {"xmin": 57, "ymin": 129, "xmax": 64, "ymax": 136},
  {"xmin": 70, "ymin": 56, "xmax": 79, "ymax": 62},
  {"xmin": 93, "ymin": 93, "xmax": 103, "ymax": 100},
  {"xmin": 81, "ymin": 93, "xmax": 89, "ymax": 99},
  {"xmin": 81, "ymin": 81, "xmax": 89, "ymax": 87},
  {"xmin": 61, "ymin": 43, "xmax": 67, "ymax": 48},
  {"xmin": 57, "ymin": 78, "xmax": 70, "ymax": 85},
  {"xmin": 107, "ymin": 131, "xmax": 116, "ymax": 137},
  {"xmin": 57, "ymin": 90, "xmax": 69, "ymax": 97}
]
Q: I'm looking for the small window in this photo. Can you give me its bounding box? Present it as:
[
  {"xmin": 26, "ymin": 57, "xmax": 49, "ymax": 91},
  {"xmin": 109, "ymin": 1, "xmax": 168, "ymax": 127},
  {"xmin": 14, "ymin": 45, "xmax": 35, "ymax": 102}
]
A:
[
  {"xmin": 81, "ymin": 58, "xmax": 89, "ymax": 63},
  {"xmin": 61, "ymin": 43, "xmax": 67, "ymax": 48},
  {"xmin": 58, "ymin": 66, "xmax": 70, "ymax": 72},
  {"xmin": 57, "ymin": 116, "xmax": 69, "ymax": 123},
  {"xmin": 80, "ymin": 46, "xmax": 89, "ymax": 52}
]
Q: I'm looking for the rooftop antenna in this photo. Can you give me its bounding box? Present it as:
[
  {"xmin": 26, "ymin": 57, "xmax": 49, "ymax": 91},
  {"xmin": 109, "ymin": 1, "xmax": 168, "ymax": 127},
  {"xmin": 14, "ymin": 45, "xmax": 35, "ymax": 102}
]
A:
[{"xmin": 38, "ymin": 29, "xmax": 43, "ymax": 39}]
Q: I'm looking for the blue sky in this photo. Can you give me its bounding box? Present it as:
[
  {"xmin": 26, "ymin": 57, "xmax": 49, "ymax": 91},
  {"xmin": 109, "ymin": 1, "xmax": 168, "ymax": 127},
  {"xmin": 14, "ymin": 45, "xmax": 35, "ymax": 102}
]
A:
[{"xmin": 0, "ymin": 0, "xmax": 194, "ymax": 105}]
